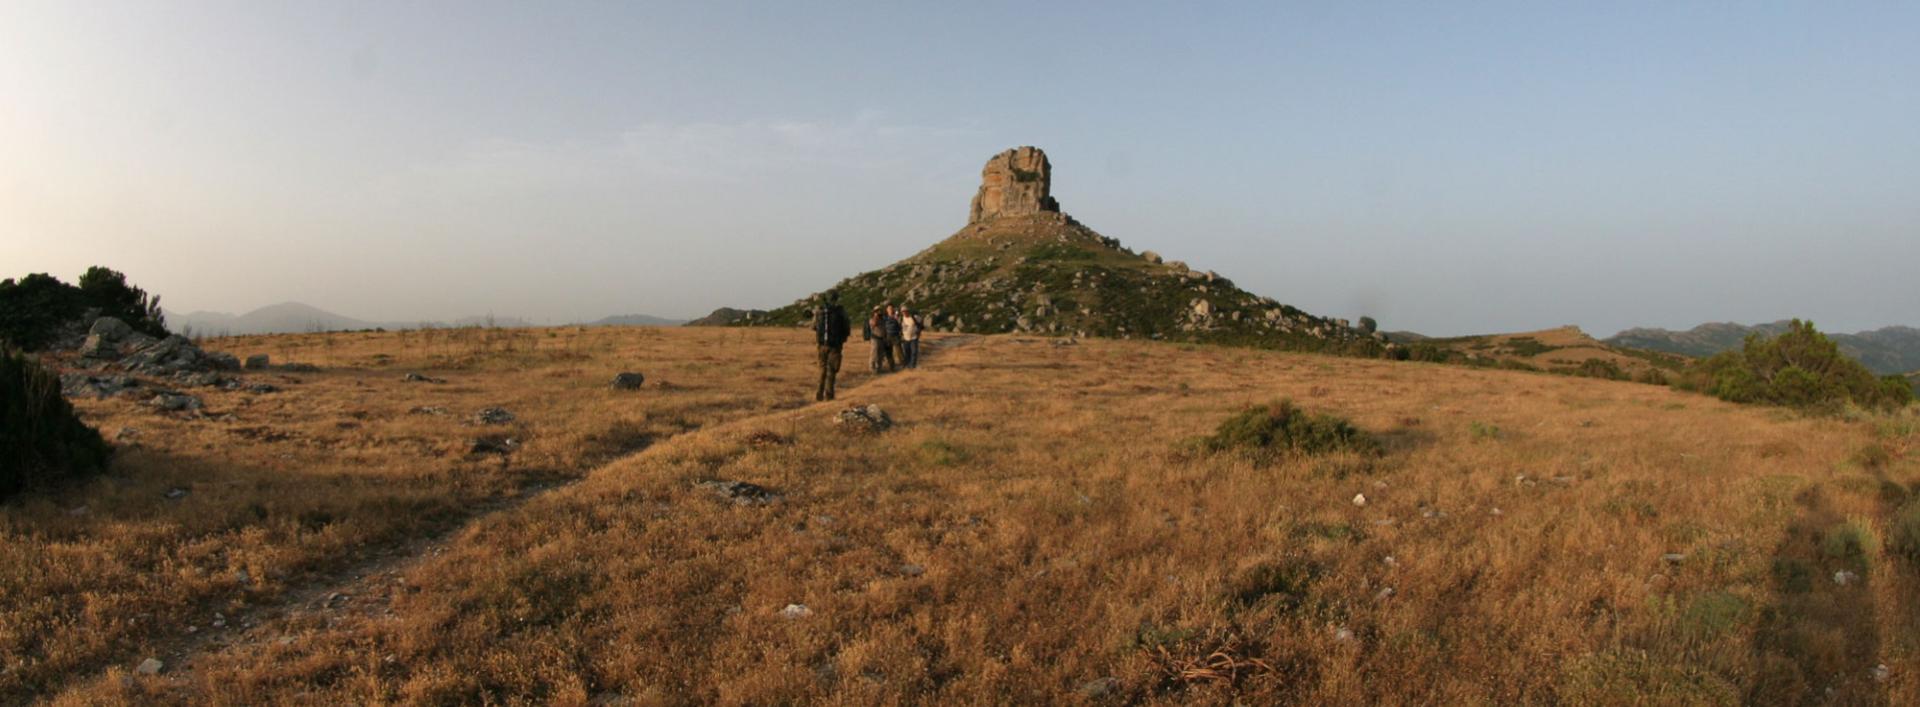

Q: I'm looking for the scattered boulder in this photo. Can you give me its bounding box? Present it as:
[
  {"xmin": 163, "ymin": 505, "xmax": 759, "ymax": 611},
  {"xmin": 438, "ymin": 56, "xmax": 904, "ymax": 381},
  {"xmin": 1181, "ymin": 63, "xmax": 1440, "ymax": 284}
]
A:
[
  {"xmin": 401, "ymin": 372, "xmax": 443, "ymax": 383},
  {"xmin": 175, "ymin": 371, "xmax": 227, "ymax": 388},
  {"xmin": 244, "ymin": 354, "xmax": 271, "ymax": 370},
  {"xmin": 203, "ymin": 352, "xmax": 241, "ymax": 371},
  {"xmin": 610, "ymin": 372, "xmax": 645, "ymax": 390},
  {"xmin": 834, "ymin": 405, "xmax": 893, "ymax": 433},
  {"xmin": 1141, "ymin": 251, "xmax": 1163, "ymax": 264},
  {"xmin": 1833, "ymin": 570, "xmax": 1859, "ymax": 586},
  {"xmin": 134, "ymin": 658, "xmax": 165, "ymax": 675},
  {"xmin": 120, "ymin": 335, "xmax": 204, "ymax": 375},
  {"xmin": 148, "ymin": 392, "xmax": 203, "ymax": 413},
  {"xmin": 778, "ymin": 603, "xmax": 812, "ymax": 619},
  {"xmin": 61, "ymin": 372, "xmax": 140, "ymax": 399},
  {"xmin": 699, "ymin": 479, "xmax": 781, "ymax": 506},
  {"xmin": 90, "ymin": 317, "xmax": 134, "ymax": 340},
  {"xmin": 469, "ymin": 435, "xmax": 520, "ymax": 456},
  {"xmin": 164, "ymin": 487, "xmax": 189, "ymax": 500},
  {"xmin": 1352, "ymin": 494, "xmax": 1367, "ymax": 507},
  {"xmin": 409, "ymin": 405, "xmax": 448, "ymax": 416},
  {"xmin": 472, "ymin": 407, "xmax": 516, "ymax": 425}
]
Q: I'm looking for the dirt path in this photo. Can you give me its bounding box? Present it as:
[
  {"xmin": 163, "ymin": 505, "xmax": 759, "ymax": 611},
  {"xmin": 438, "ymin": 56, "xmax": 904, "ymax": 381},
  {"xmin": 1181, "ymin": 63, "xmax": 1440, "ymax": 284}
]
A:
[{"xmin": 73, "ymin": 333, "xmax": 986, "ymax": 695}]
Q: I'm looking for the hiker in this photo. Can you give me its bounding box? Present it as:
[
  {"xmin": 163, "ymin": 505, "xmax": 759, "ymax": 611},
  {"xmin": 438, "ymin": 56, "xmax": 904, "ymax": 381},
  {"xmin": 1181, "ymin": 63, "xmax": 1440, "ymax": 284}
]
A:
[
  {"xmin": 812, "ymin": 290, "xmax": 850, "ymax": 401},
  {"xmin": 865, "ymin": 307, "xmax": 894, "ymax": 373},
  {"xmin": 900, "ymin": 306, "xmax": 923, "ymax": 369},
  {"xmin": 883, "ymin": 304, "xmax": 905, "ymax": 371}
]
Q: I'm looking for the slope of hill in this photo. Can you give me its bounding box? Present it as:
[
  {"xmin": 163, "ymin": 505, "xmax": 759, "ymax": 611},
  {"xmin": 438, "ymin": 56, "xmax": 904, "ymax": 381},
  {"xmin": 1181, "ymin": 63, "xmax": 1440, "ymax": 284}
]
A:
[
  {"xmin": 1401, "ymin": 326, "xmax": 1687, "ymax": 380},
  {"xmin": 723, "ymin": 146, "xmax": 1383, "ymax": 355},
  {"xmin": 169, "ymin": 302, "xmax": 376, "ymax": 335},
  {"xmin": 1607, "ymin": 321, "xmax": 1920, "ymax": 375},
  {"xmin": 20, "ymin": 326, "xmax": 1917, "ymax": 704}
]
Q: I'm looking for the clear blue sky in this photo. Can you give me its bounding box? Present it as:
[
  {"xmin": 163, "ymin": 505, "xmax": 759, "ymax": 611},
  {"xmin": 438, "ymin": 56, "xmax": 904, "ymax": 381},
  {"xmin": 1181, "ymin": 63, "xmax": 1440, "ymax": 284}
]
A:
[{"xmin": 4, "ymin": 1, "xmax": 1915, "ymax": 335}]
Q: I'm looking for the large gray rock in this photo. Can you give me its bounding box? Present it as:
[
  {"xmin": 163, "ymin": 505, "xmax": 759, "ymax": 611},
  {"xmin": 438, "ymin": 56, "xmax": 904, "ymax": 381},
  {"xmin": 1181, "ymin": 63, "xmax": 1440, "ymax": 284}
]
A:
[
  {"xmin": 610, "ymin": 372, "xmax": 645, "ymax": 390},
  {"xmin": 89, "ymin": 317, "xmax": 133, "ymax": 340},
  {"xmin": 244, "ymin": 354, "xmax": 271, "ymax": 370},
  {"xmin": 834, "ymin": 404, "xmax": 893, "ymax": 433}
]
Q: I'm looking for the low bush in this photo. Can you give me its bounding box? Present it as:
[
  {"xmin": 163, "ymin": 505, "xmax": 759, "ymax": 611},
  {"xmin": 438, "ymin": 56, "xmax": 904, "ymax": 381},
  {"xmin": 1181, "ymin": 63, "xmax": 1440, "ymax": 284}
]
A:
[
  {"xmin": 2, "ymin": 346, "xmax": 111, "ymax": 500},
  {"xmin": 1198, "ymin": 400, "xmax": 1378, "ymax": 458},
  {"xmin": 1681, "ymin": 320, "xmax": 1912, "ymax": 414},
  {"xmin": 1821, "ymin": 518, "xmax": 1882, "ymax": 573}
]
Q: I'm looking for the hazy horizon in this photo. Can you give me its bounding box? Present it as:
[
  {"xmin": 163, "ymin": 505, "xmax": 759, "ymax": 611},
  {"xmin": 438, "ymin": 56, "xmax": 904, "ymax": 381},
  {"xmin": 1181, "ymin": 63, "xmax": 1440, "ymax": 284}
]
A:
[{"xmin": 5, "ymin": 2, "xmax": 1916, "ymax": 337}]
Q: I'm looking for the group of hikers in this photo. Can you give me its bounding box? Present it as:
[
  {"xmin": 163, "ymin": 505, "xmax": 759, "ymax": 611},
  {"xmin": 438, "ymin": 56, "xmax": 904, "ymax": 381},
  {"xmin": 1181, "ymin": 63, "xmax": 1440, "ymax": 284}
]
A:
[{"xmin": 810, "ymin": 290, "xmax": 926, "ymax": 401}]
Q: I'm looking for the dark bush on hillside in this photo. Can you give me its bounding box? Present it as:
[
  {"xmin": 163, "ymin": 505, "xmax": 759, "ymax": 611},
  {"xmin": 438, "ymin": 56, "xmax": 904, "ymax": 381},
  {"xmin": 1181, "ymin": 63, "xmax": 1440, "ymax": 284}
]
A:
[
  {"xmin": 0, "ymin": 267, "xmax": 167, "ymax": 349},
  {"xmin": 2, "ymin": 346, "xmax": 112, "ymax": 500},
  {"xmin": 1199, "ymin": 400, "xmax": 1378, "ymax": 458},
  {"xmin": 1681, "ymin": 320, "xmax": 1912, "ymax": 413}
]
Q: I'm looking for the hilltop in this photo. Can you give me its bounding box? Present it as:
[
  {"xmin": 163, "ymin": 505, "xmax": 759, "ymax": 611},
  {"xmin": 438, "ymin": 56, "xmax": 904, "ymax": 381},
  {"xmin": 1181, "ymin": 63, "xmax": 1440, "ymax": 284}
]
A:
[
  {"xmin": 1394, "ymin": 325, "xmax": 1688, "ymax": 381},
  {"xmin": 1607, "ymin": 321, "xmax": 1920, "ymax": 375},
  {"xmin": 714, "ymin": 147, "xmax": 1386, "ymax": 355}
]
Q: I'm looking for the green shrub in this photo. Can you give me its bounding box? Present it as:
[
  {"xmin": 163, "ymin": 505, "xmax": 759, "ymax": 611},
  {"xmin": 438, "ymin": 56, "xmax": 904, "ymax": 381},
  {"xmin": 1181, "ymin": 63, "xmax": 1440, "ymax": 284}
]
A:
[
  {"xmin": 1198, "ymin": 400, "xmax": 1378, "ymax": 458},
  {"xmin": 1683, "ymin": 320, "xmax": 1912, "ymax": 414},
  {"xmin": 2, "ymin": 346, "xmax": 111, "ymax": 499},
  {"xmin": 1820, "ymin": 518, "xmax": 1882, "ymax": 573},
  {"xmin": 0, "ymin": 266, "xmax": 167, "ymax": 349}
]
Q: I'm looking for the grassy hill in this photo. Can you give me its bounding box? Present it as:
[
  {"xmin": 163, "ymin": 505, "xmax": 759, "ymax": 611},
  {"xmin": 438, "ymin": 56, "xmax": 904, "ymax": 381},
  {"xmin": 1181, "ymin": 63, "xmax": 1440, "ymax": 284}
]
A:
[
  {"xmin": 733, "ymin": 213, "xmax": 1386, "ymax": 356},
  {"xmin": 1394, "ymin": 325, "xmax": 1689, "ymax": 382},
  {"xmin": 11, "ymin": 326, "xmax": 1918, "ymax": 704},
  {"xmin": 1608, "ymin": 321, "xmax": 1920, "ymax": 375}
]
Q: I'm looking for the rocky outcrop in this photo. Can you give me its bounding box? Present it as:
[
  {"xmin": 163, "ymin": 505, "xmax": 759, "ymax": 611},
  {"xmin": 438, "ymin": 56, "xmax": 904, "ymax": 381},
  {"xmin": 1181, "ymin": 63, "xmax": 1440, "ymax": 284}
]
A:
[
  {"xmin": 968, "ymin": 147, "xmax": 1060, "ymax": 224},
  {"xmin": 686, "ymin": 307, "xmax": 768, "ymax": 327},
  {"xmin": 731, "ymin": 147, "xmax": 1387, "ymax": 357}
]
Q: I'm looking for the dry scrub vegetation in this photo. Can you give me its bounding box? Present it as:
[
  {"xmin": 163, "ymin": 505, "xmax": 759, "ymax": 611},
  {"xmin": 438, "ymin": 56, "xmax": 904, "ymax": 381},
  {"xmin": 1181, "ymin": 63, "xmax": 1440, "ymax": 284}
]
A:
[{"xmin": 9, "ymin": 327, "xmax": 1919, "ymax": 705}]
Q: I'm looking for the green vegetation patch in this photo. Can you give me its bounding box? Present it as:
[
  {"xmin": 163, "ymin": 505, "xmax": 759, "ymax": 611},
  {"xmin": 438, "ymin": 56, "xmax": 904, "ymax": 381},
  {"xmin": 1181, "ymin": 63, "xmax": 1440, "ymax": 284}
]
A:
[
  {"xmin": 2, "ymin": 346, "xmax": 112, "ymax": 500},
  {"xmin": 0, "ymin": 266, "xmax": 168, "ymax": 350},
  {"xmin": 1198, "ymin": 400, "xmax": 1379, "ymax": 458},
  {"xmin": 1820, "ymin": 518, "xmax": 1882, "ymax": 574},
  {"xmin": 1680, "ymin": 320, "xmax": 1913, "ymax": 414}
]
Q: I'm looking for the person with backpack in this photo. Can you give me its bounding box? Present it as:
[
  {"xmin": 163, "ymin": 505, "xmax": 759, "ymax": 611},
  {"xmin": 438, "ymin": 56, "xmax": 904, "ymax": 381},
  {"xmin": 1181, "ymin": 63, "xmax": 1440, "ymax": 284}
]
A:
[
  {"xmin": 812, "ymin": 291, "xmax": 851, "ymax": 401},
  {"xmin": 864, "ymin": 306, "xmax": 895, "ymax": 373},
  {"xmin": 900, "ymin": 306, "xmax": 923, "ymax": 369}
]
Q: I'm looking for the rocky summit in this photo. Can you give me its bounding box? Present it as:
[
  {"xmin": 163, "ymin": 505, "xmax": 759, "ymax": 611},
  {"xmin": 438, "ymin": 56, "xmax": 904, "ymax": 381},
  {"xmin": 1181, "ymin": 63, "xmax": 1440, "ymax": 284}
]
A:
[{"xmin": 717, "ymin": 147, "xmax": 1387, "ymax": 354}]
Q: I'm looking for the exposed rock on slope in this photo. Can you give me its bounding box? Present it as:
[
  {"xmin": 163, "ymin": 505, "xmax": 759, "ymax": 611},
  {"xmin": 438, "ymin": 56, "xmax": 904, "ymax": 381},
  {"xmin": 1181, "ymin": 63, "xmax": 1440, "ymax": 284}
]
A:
[{"xmin": 734, "ymin": 147, "xmax": 1384, "ymax": 354}]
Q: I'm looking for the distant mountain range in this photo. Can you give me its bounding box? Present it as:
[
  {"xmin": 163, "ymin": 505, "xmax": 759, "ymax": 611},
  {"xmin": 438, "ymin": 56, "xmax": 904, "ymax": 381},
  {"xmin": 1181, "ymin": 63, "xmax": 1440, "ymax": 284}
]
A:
[
  {"xmin": 166, "ymin": 302, "xmax": 682, "ymax": 336},
  {"xmin": 1605, "ymin": 321, "xmax": 1920, "ymax": 375}
]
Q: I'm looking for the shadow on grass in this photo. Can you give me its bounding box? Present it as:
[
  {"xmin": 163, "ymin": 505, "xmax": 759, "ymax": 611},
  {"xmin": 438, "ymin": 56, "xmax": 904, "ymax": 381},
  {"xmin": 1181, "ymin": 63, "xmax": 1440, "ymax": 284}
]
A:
[{"xmin": 1748, "ymin": 485, "xmax": 1887, "ymax": 705}]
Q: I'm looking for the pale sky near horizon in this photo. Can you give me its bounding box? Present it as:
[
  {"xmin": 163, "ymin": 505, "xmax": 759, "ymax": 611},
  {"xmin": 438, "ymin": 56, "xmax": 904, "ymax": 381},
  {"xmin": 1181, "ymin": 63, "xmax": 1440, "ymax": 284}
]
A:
[{"xmin": 3, "ymin": 2, "xmax": 1916, "ymax": 336}]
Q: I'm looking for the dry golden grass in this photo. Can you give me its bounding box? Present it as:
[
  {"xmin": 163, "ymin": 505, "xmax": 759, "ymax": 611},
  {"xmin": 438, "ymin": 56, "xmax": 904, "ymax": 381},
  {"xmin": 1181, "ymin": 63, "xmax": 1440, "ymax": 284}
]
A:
[{"xmin": 11, "ymin": 327, "xmax": 1919, "ymax": 705}]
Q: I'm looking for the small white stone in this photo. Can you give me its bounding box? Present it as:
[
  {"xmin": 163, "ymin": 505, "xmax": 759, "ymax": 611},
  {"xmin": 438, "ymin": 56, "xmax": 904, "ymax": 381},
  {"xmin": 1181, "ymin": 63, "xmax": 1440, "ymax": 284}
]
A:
[
  {"xmin": 1333, "ymin": 626, "xmax": 1355, "ymax": 642},
  {"xmin": 779, "ymin": 603, "xmax": 812, "ymax": 619},
  {"xmin": 1834, "ymin": 570, "xmax": 1859, "ymax": 586},
  {"xmin": 135, "ymin": 658, "xmax": 164, "ymax": 675},
  {"xmin": 1352, "ymin": 494, "xmax": 1368, "ymax": 507},
  {"xmin": 1375, "ymin": 587, "xmax": 1395, "ymax": 601},
  {"xmin": 1872, "ymin": 664, "xmax": 1891, "ymax": 683}
]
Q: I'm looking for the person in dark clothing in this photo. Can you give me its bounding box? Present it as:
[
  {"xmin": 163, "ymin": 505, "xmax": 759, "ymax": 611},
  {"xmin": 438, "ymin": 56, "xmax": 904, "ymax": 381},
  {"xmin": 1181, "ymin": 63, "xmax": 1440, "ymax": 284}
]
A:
[
  {"xmin": 812, "ymin": 291, "xmax": 851, "ymax": 401},
  {"xmin": 882, "ymin": 305, "xmax": 905, "ymax": 371}
]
